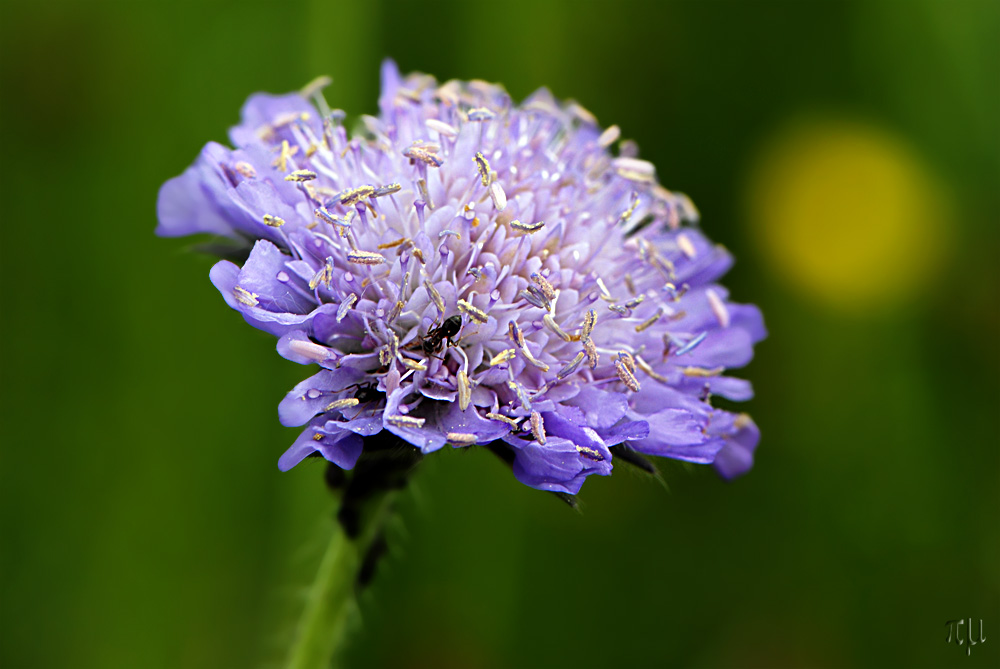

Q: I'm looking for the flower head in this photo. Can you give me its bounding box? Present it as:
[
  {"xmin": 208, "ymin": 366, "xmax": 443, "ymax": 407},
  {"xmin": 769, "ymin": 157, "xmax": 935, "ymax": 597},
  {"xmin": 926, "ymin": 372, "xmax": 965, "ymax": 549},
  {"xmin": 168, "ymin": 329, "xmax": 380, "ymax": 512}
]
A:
[{"xmin": 157, "ymin": 62, "xmax": 766, "ymax": 494}]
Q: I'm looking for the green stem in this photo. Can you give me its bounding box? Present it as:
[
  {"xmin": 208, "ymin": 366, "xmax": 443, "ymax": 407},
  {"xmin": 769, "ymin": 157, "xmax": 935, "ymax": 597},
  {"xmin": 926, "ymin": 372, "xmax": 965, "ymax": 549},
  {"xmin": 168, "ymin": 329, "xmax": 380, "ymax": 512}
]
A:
[{"xmin": 285, "ymin": 492, "xmax": 395, "ymax": 669}]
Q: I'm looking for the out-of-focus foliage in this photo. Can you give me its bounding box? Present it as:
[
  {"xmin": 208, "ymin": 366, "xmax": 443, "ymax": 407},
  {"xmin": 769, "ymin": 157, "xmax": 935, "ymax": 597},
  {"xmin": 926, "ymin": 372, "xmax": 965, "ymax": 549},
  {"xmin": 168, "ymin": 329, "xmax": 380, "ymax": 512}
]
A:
[{"xmin": 0, "ymin": 1, "xmax": 996, "ymax": 667}]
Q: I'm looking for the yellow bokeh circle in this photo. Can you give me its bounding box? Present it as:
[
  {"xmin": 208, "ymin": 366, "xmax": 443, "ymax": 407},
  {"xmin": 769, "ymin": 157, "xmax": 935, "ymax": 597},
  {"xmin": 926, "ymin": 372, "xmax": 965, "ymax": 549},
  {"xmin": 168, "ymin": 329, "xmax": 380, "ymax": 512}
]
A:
[{"xmin": 746, "ymin": 119, "xmax": 951, "ymax": 311}]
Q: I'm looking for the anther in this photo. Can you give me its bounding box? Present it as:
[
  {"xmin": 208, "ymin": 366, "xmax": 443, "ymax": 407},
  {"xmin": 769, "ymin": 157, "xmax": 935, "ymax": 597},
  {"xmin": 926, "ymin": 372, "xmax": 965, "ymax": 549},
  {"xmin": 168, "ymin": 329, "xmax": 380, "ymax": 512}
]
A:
[
  {"xmin": 347, "ymin": 250, "xmax": 386, "ymax": 265},
  {"xmin": 510, "ymin": 219, "xmax": 545, "ymax": 234},
  {"xmin": 263, "ymin": 214, "xmax": 286, "ymax": 227},
  {"xmin": 615, "ymin": 357, "xmax": 641, "ymax": 391},
  {"xmin": 425, "ymin": 118, "xmax": 458, "ymax": 138},
  {"xmin": 336, "ymin": 294, "xmax": 357, "ymax": 322},
  {"xmin": 272, "ymin": 140, "xmax": 299, "ymax": 172},
  {"xmin": 447, "ymin": 432, "xmax": 478, "ymax": 445},
  {"xmin": 467, "ymin": 107, "xmax": 496, "ymax": 122},
  {"xmin": 557, "ymin": 352, "xmax": 586, "ymax": 379},
  {"xmin": 486, "ymin": 412, "xmax": 520, "ymax": 428},
  {"xmin": 474, "ymin": 152, "xmax": 491, "ymax": 186},
  {"xmin": 529, "ymin": 411, "xmax": 546, "ymax": 445},
  {"xmin": 705, "ymin": 288, "xmax": 730, "ymax": 328},
  {"xmin": 457, "ymin": 370, "xmax": 471, "ymax": 411},
  {"xmin": 233, "ymin": 286, "xmax": 259, "ymax": 307},
  {"xmin": 576, "ymin": 445, "xmax": 605, "ymax": 461},
  {"xmin": 677, "ymin": 233, "xmax": 697, "ymax": 259},
  {"xmin": 624, "ymin": 295, "xmax": 645, "ymax": 310},
  {"xmin": 490, "ymin": 349, "xmax": 517, "ymax": 366},
  {"xmin": 423, "ymin": 280, "xmax": 445, "ymax": 315},
  {"xmin": 340, "ymin": 185, "xmax": 376, "ymax": 207},
  {"xmin": 285, "ymin": 170, "xmax": 317, "ymax": 182},
  {"xmin": 507, "ymin": 381, "xmax": 532, "ymax": 411},
  {"xmin": 673, "ymin": 331, "xmax": 707, "ymax": 356},
  {"xmin": 372, "ymin": 183, "xmax": 402, "ymax": 197},
  {"xmin": 635, "ymin": 308, "xmax": 663, "ymax": 333},
  {"xmin": 613, "ymin": 157, "xmax": 656, "ymax": 182},
  {"xmin": 289, "ymin": 339, "xmax": 333, "ymax": 362},
  {"xmin": 518, "ymin": 289, "xmax": 548, "ymax": 310},
  {"xmin": 681, "ymin": 366, "xmax": 724, "ymax": 378},
  {"xmin": 377, "ymin": 237, "xmax": 409, "ymax": 250},
  {"xmin": 325, "ymin": 398, "xmax": 360, "ymax": 411},
  {"xmin": 386, "ymin": 414, "xmax": 426, "ymax": 428},
  {"xmin": 582, "ymin": 309, "xmax": 597, "ymax": 340},
  {"xmin": 489, "ymin": 181, "xmax": 507, "ymax": 211},
  {"xmin": 401, "ymin": 358, "xmax": 427, "ymax": 371},
  {"xmin": 583, "ymin": 338, "xmax": 599, "ymax": 370},
  {"xmin": 519, "ymin": 347, "xmax": 550, "ymax": 372},
  {"xmin": 403, "ymin": 143, "xmax": 443, "ymax": 167},
  {"xmin": 597, "ymin": 125, "xmax": 621, "ymax": 148},
  {"xmin": 233, "ymin": 161, "xmax": 256, "ymax": 179},
  {"xmin": 457, "ymin": 299, "xmax": 489, "ymax": 323},
  {"xmin": 509, "ymin": 321, "xmax": 525, "ymax": 348},
  {"xmin": 530, "ymin": 273, "xmax": 556, "ymax": 300}
]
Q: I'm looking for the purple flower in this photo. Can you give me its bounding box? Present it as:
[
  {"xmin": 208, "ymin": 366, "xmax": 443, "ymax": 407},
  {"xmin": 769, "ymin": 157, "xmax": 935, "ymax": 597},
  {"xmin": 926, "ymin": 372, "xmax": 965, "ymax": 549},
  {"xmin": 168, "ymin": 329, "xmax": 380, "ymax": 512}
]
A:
[{"xmin": 157, "ymin": 62, "xmax": 766, "ymax": 494}]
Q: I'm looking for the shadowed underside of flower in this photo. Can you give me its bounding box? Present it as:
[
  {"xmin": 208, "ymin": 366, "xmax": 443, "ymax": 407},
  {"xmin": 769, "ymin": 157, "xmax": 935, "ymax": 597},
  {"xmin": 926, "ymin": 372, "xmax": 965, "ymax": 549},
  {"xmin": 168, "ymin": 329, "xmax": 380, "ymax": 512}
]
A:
[{"xmin": 157, "ymin": 61, "xmax": 766, "ymax": 495}]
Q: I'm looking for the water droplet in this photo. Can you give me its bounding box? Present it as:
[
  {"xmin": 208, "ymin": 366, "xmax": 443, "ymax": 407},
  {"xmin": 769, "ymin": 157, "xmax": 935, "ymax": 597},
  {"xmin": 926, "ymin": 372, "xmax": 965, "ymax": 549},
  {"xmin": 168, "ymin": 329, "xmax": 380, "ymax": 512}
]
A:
[
  {"xmin": 307, "ymin": 389, "xmax": 321, "ymax": 399},
  {"xmin": 277, "ymin": 271, "xmax": 289, "ymax": 282},
  {"xmin": 344, "ymin": 272, "xmax": 354, "ymax": 282}
]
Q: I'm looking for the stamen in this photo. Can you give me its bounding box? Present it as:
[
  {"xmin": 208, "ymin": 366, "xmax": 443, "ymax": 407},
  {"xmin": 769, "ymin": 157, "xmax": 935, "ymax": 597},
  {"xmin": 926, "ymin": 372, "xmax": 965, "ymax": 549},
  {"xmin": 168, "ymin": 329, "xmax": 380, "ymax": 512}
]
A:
[
  {"xmin": 423, "ymin": 279, "xmax": 445, "ymax": 314},
  {"xmin": 263, "ymin": 214, "xmax": 286, "ymax": 228},
  {"xmin": 557, "ymin": 352, "xmax": 586, "ymax": 379},
  {"xmin": 618, "ymin": 350, "xmax": 636, "ymax": 374},
  {"xmin": 624, "ymin": 273, "xmax": 636, "ymax": 295},
  {"xmin": 734, "ymin": 413, "xmax": 752, "ymax": 430},
  {"xmin": 457, "ymin": 299, "xmax": 489, "ymax": 323},
  {"xmin": 486, "ymin": 412, "xmax": 520, "ymax": 428},
  {"xmin": 457, "ymin": 370, "xmax": 471, "ymax": 411},
  {"xmin": 325, "ymin": 398, "xmax": 360, "ymax": 411},
  {"xmin": 447, "ymin": 432, "xmax": 478, "ymax": 445},
  {"xmin": 598, "ymin": 124, "xmax": 621, "ymax": 148},
  {"xmin": 529, "ymin": 411, "xmax": 546, "ymax": 445},
  {"xmin": 300, "ymin": 75, "xmax": 332, "ymax": 99},
  {"xmin": 576, "ymin": 445, "xmax": 605, "ymax": 461},
  {"xmin": 312, "ymin": 433, "xmax": 324, "ymax": 441},
  {"xmin": 347, "ymin": 250, "xmax": 386, "ymax": 265},
  {"xmin": 474, "ymin": 152, "xmax": 491, "ymax": 186},
  {"xmin": 386, "ymin": 414, "xmax": 426, "ymax": 428},
  {"xmin": 618, "ymin": 191, "xmax": 640, "ymax": 224},
  {"xmin": 595, "ymin": 277, "xmax": 614, "ymax": 301},
  {"xmin": 490, "ymin": 349, "xmax": 517, "ymax": 366},
  {"xmin": 417, "ymin": 178, "xmax": 434, "ymax": 209},
  {"xmin": 315, "ymin": 206, "xmax": 339, "ymax": 226},
  {"xmin": 285, "ymin": 170, "xmax": 317, "ymax": 182},
  {"xmin": 510, "ymin": 219, "xmax": 545, "ymax": 234},
  {"xmin": 233, "ymin": 286, "xmax": 259, "ymax": 307},
  {"xmin": 635, "ymin": 308, "xmax": 664, "ymax": 333},
  {"xmin": 386, "ymin": 300, "xmax": 404, "ymax": 324},
  {"xmin": 543, "ymin": 314, "xmax": 572, "ymax": 342},
  {"xmin": 520, "ymin": 348, "xmax": 550, "ymax": 372},
  {"xmin": 489, "ymin": 181, "xmax": 507, "ymax": 211},
  {"xmin": 615, "ymin": 357, "xmax": 641, "ymax": 391},
  {"xmin": 438, "ymin": 229, "xmax": 461, "ymax": 239},
  {"xmin": 509, "ymin": 321, "xmax": 526, "ymax": 348},
  {"xmin": 705, "ymin": 288, "xmax": 730, "ymax": 328},
  {"xmin": 336, "ymin": 294, "xmax": 357, "ymax": 322}
]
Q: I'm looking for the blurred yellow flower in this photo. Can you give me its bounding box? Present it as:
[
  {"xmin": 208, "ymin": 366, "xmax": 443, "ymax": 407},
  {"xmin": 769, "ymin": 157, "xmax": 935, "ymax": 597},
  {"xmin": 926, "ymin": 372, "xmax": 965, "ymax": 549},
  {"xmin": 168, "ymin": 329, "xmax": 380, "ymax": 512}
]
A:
[{"xmin": 746, "ymin": 118, "xmax": 951, "ymax": 311}]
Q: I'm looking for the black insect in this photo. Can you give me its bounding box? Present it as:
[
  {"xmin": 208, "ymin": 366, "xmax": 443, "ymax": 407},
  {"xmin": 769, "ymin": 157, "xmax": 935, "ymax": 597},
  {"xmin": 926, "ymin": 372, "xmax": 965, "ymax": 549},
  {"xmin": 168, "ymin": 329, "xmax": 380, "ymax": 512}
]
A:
[
  {"xmin": 353, "ymin": 382, "xmax": 381, "ymax": 404},
  {"xmin": 407, "ymin": 315, "xmax": 463, "ymax": 356}
]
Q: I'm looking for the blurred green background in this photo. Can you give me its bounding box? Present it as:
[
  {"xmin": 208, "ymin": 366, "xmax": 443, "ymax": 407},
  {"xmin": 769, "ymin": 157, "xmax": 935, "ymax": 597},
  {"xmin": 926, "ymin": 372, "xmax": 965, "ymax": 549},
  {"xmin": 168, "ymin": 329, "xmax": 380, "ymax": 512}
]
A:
[{"xmin": 1, "ymin": 0, "xmax": 997, "ymax": 667}]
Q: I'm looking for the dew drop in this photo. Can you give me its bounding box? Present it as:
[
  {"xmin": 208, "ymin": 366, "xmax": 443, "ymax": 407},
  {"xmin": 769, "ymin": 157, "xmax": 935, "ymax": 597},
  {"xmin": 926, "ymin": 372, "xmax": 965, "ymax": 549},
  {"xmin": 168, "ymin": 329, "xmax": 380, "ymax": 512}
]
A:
[
  {"xmin": 344, "ymin": 272, "xmax": 354, "ymax": 282},
  {"xmin": 277, "ymin": 271, "xmax": 290, "ymax": 282},
  {"xmin": 306, "ymin": 389, "xmax": 321, "ymax": 399}
]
